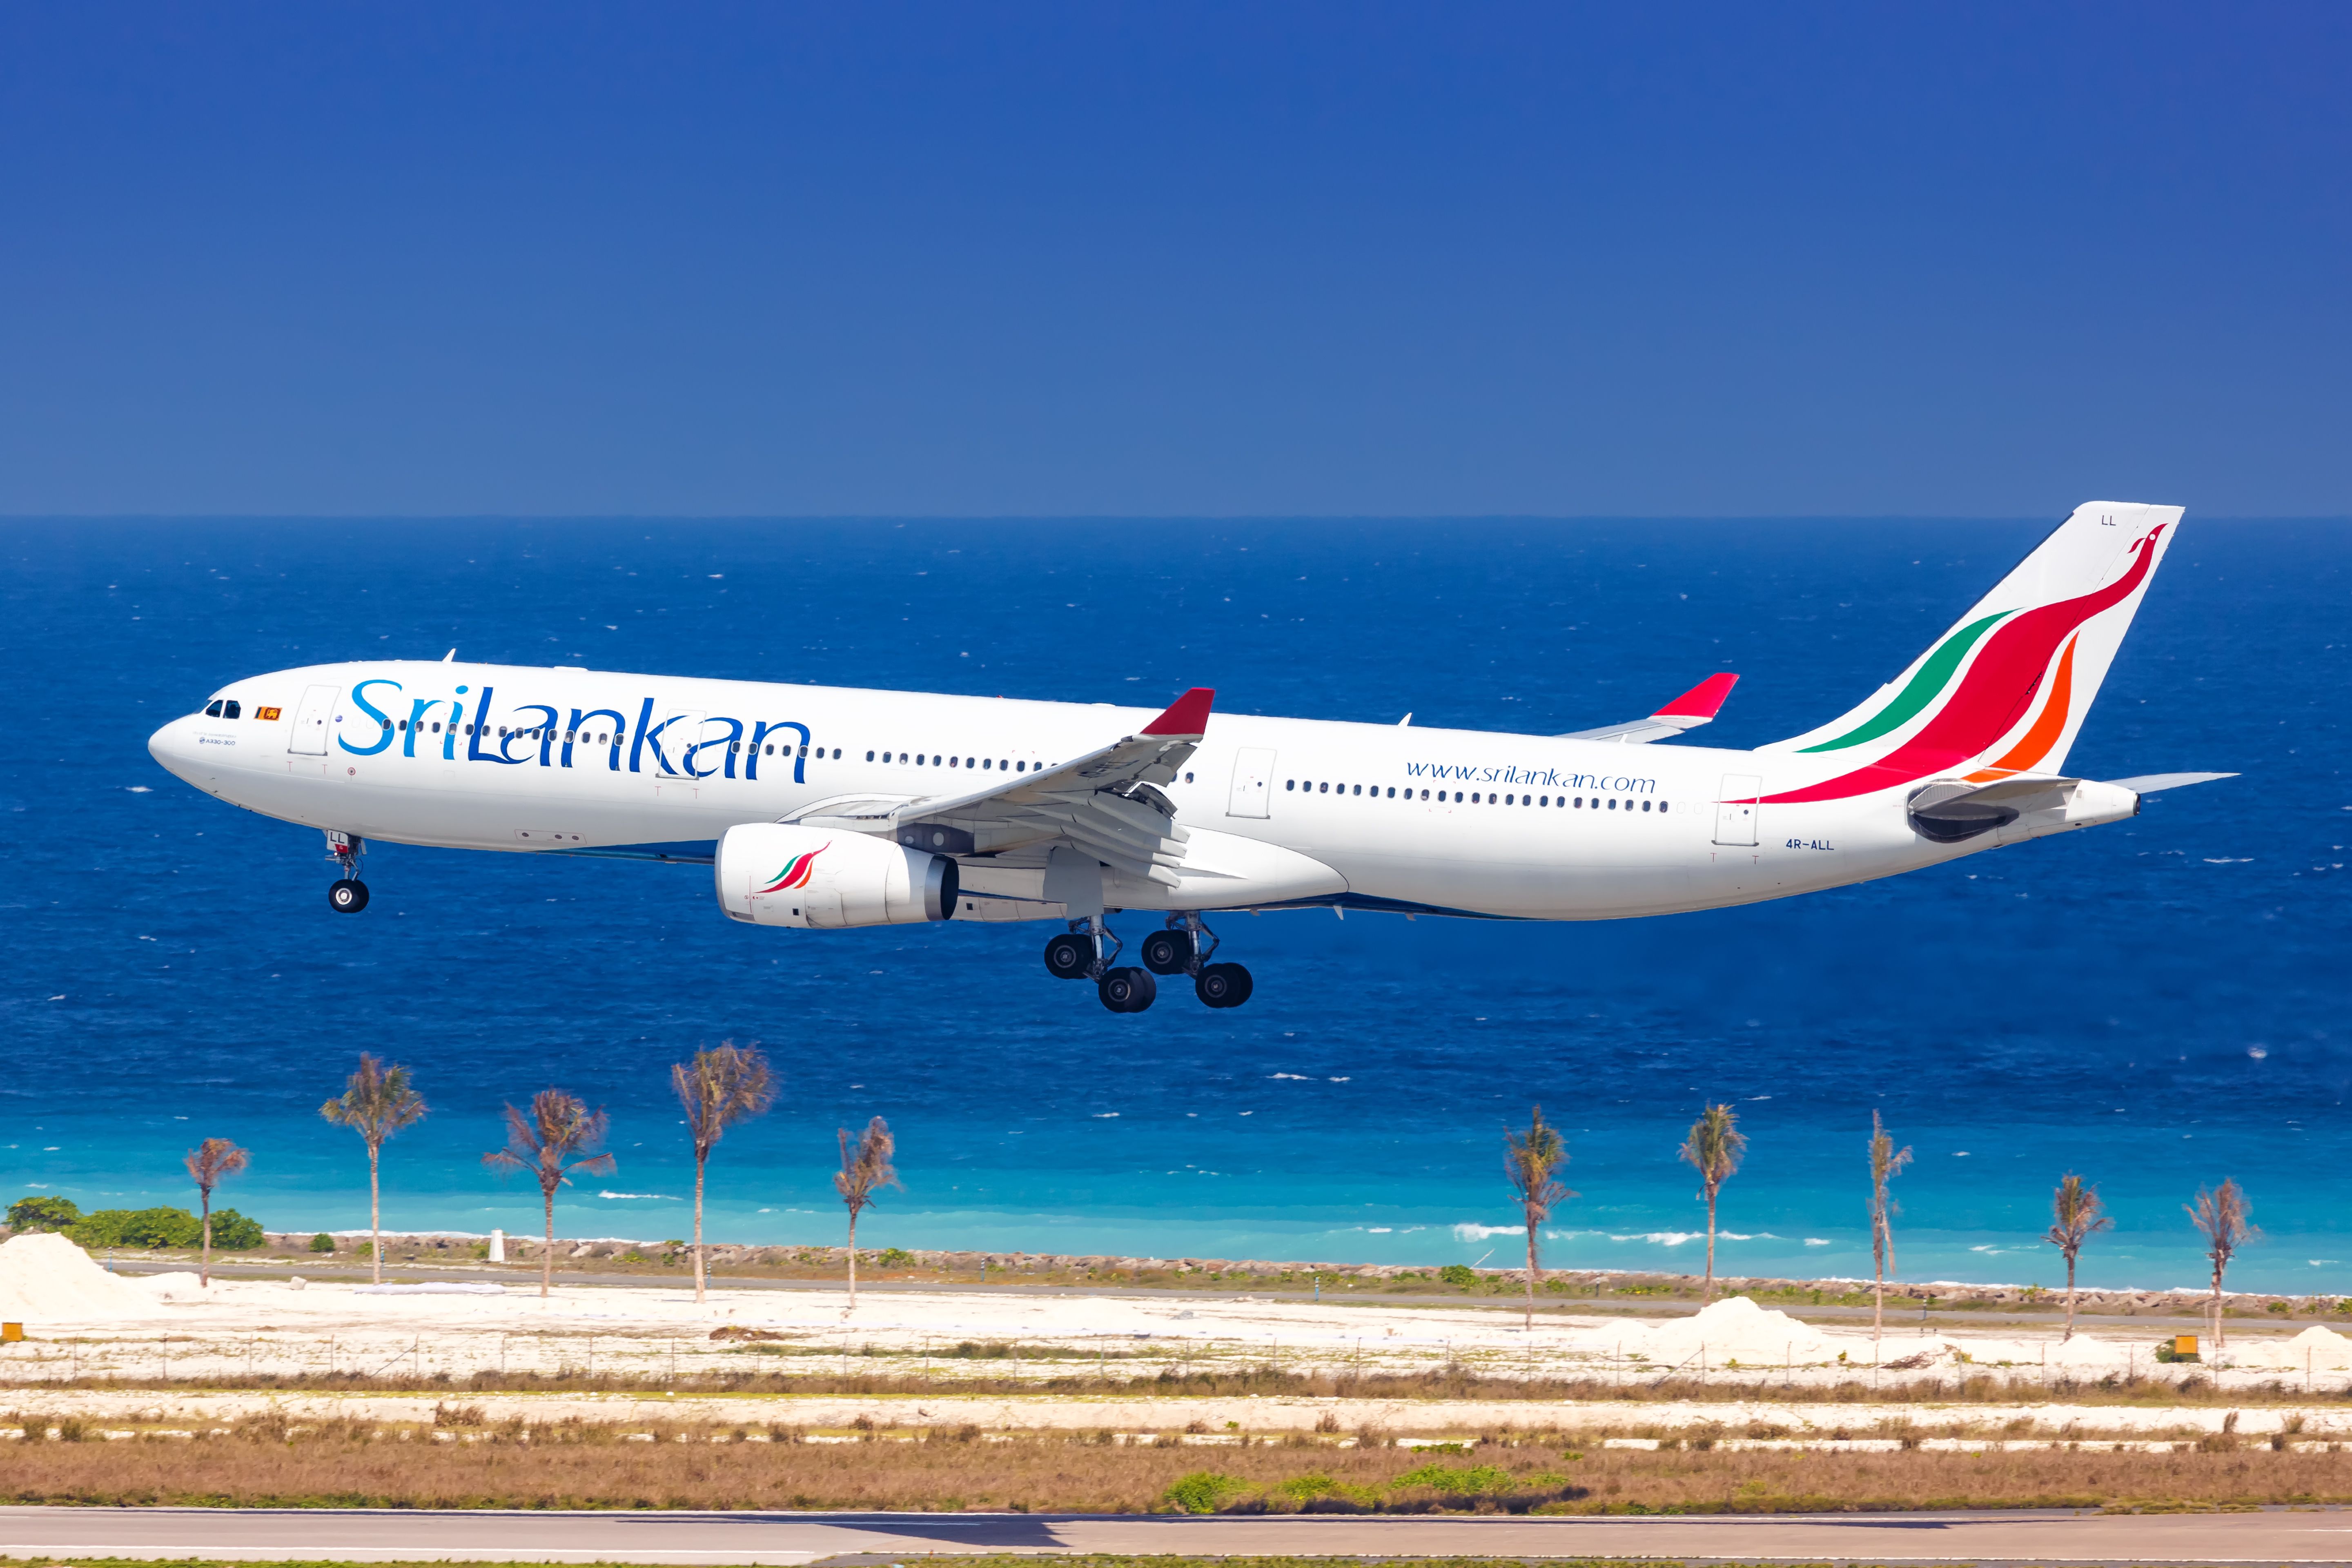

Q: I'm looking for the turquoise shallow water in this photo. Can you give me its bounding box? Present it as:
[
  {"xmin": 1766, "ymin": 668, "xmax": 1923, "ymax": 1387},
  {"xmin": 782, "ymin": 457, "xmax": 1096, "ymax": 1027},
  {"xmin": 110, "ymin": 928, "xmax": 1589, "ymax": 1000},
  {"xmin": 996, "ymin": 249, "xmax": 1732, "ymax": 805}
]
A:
[{"xmin": 1, "ymin": 517, "xmax": 2343, "ymax": 1293}]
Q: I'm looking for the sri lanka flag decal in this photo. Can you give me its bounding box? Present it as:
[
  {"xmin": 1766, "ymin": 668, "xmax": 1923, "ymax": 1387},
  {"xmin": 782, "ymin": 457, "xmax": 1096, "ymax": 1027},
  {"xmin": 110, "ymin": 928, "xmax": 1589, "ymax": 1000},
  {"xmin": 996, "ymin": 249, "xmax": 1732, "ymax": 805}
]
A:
[{"xmin": 755, "ymin": 844, "xmax": 826, "ymax": 893}]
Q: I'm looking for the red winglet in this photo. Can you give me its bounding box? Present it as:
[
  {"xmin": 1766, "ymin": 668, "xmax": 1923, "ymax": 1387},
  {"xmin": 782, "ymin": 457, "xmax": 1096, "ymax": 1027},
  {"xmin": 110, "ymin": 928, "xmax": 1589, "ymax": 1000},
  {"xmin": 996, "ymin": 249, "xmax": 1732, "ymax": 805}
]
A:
[
  {"xmin": 1653, "ymin": 672, "xmax": 1739, "ymax": 720},
  {"xmin": 1142, "ymin": 686, "xmax": 1216, "ymax": 736}
]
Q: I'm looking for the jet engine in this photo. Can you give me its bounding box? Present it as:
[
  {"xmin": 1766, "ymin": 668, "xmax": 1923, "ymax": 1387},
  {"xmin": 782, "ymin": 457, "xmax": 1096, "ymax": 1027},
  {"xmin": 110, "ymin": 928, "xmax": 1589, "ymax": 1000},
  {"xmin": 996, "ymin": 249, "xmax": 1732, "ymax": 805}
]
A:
[{"xmin": 715, "ymin": 822, "xmax": 958, "ymax": 929}]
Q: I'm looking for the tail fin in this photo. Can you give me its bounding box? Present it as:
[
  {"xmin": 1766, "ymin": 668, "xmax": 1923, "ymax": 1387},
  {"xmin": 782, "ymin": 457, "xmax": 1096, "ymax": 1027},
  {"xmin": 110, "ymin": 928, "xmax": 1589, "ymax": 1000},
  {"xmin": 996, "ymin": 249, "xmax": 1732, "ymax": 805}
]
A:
[{"xmin": 1760, "ymin": 502, "xmax": 2183, "ymax": 803}]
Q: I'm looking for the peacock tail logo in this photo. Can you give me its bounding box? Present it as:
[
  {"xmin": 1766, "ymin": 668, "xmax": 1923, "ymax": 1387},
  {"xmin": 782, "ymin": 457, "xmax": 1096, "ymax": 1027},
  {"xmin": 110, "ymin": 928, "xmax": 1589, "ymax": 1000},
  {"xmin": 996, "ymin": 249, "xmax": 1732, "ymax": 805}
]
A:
[
  {"xmin": 756, "ymin": 844, "xmax": 827, "ymax": 893},
  {"xmin": 1764, "ymin": 524, "xmax": 2167, "ymax": 805}
]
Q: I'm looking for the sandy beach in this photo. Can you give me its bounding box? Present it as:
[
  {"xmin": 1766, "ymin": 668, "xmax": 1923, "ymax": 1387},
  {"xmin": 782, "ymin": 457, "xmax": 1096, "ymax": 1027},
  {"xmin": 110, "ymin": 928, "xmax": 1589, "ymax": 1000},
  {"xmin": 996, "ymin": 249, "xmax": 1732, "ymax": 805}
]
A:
[{"xmin": 8, "ymin": 1233, "xmax": 2352, "ymax": 1425}]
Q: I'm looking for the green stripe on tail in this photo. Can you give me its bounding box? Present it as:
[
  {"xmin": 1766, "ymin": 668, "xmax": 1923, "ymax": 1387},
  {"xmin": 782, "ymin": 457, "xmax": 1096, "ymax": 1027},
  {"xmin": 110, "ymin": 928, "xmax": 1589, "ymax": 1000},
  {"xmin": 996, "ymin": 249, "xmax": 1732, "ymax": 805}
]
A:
[{"xmin": 1799, "ymin": 610, "xmax": 2011, "ymax": 753}]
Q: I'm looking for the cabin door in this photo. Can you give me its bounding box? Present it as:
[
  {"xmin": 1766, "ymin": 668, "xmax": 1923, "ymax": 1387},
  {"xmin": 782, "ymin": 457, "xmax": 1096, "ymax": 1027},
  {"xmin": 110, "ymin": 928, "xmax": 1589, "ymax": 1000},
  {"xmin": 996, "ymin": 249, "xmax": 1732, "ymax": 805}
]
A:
[
  {"xmin": 646, "ymin": 709, "xmax": 709, "ymax": 777},
  {"xmin": 1227, "ymin": 748, "xmax": 1276, "ymax": 818},
  {"xmin": 287, "ymin": 684, "xmax": 339, "ymax": 755},
  {"xmin": 1713, "ymin": 773, "xmax": 1762, "ymax": 846}
]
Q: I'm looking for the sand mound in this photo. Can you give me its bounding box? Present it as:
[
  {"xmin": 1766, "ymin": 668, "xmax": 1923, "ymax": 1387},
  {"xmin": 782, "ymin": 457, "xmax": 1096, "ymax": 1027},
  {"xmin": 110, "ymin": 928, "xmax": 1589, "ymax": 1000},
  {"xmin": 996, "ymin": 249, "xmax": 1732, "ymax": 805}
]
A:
[
  {"xmin": 2231, "ymin": 1325, "xmax": 2352, "ymax": 1371},
  {"xmin": 139, "ymin": 1272, "xmax": 205, "ymax": 1301},
  {"xmin": 0, "ymin": 1232, "xmax": 161, "ymax": 1322},
  {"xmin": 1635, "ymin": 1295, "xmax": 1837, "ymax": 1365}
]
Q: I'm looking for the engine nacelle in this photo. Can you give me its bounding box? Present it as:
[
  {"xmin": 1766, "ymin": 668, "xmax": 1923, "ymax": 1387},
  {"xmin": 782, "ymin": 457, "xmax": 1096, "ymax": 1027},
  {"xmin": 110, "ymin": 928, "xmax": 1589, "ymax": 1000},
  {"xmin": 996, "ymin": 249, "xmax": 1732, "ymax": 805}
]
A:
[{"xmin": 715, "ymin": 823, "xmax": 958, "ymax": 929}]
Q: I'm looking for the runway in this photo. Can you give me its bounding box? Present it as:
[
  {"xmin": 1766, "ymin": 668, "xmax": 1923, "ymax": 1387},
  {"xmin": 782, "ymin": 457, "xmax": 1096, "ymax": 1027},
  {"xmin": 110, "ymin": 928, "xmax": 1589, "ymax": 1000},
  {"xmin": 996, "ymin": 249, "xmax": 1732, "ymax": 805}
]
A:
[{"xmin": 6, "ymin": 1504, "xmax": 2352, "ymax": 1564}]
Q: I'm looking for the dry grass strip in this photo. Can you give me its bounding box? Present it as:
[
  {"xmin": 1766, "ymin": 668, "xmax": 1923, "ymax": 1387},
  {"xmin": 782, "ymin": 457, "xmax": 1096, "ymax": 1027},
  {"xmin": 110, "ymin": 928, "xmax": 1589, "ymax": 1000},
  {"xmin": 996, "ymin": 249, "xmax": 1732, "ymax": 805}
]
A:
[
  {"xmin": 2, "ymin": 1418, "xmax": 2350, "ymax": 1512},
  {"xmin": 13, "ymin": 1361, "xmax": 2344, "ymax": 1409}
]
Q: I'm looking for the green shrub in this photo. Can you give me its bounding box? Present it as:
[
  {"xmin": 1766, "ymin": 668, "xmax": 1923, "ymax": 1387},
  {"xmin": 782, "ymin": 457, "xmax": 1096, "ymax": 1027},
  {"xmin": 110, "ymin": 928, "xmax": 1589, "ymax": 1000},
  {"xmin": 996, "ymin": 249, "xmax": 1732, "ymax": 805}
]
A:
[
  {"xmin": 1163, "ymin": 1470, "xmax": 1244, "ymax": 1514},
  {"xmin": 59, "ymin": 1205, "xmax": 263, "ymax": 1250},
  {"xmin": 70, "ymin": 1207, "xmax": 203, "ymax": 1249},
  {"xmin": 309, "ymin": 1232, "xmax": 336, "ymax": 1253},
  {"xmin": 1439, "ymin": 1263, "xmax": 1477, "ymax": 1286},
  {"xmin": 878, "ymin": 1247, "xmax": 916, "ymax": 1267},
  {"xmin": 6, "ymin": 1195, "xmax": 82, "ymax": 1232},
  {"xmin": 1391, "ymin": 1462, "xmax": 1518, "ymax": 1496},
  {"xmin": 209, "ymin": 1209, "xmax": 265, "ymax": 1250}
]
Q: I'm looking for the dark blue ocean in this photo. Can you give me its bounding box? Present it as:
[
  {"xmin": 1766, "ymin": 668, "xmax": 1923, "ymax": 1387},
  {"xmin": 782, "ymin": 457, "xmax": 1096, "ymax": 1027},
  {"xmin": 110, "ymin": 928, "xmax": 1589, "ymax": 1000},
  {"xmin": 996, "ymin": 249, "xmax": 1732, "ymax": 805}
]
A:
[{"xmin": 2, "ymin": 518, "xmax": 2345, "ymax": 1294}]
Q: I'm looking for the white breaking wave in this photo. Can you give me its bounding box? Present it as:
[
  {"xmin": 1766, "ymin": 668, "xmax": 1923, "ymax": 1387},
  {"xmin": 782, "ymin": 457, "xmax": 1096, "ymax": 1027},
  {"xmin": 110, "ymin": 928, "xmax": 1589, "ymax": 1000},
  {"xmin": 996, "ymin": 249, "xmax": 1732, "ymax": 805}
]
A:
[
  {"xmin": 1269, "ymin": 1073, "xmax": 1312, "ymax": 1080},
  {"xmin": 595, "ymin": 1191, "xmax": 682, "ymax": 1201},
  {"xmin": 1452, "ymin": 1223, "xmax": 1525, "ymax": 1241}
]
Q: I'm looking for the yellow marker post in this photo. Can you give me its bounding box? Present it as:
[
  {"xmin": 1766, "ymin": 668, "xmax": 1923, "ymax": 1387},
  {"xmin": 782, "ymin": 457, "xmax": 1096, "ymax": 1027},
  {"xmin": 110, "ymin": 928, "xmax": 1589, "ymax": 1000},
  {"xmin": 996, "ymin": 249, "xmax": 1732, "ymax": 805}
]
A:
[
  {"xmin": 2175, "ymin": 1334, "xmax": 2200, "ymax": 1359},
  {"xmin": 0, "ymin": 1323, "xmax": 24, "ymax": 1344}
]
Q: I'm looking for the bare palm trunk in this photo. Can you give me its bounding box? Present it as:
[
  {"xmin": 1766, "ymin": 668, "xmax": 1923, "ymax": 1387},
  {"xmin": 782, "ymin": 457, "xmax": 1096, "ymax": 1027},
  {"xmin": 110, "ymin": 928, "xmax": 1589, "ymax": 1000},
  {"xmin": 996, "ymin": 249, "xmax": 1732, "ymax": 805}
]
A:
[
  {"xmin": 1872, "ymin": 1224, "xmax": 1884, "ymax": 1354},
  {"xmin": 846, "ymin": 1213, "xmax": 859, "ymax": 1310},
  {"xmin": 2211, "ymin": 1262, "xmax": 2225, "ymax": 1349},
  {"xmin": 368, "ymin": 1142, "xmax": 384, "ymax": 1285},
  {"xmin": 692, "ymin": 1153, "xmax": 708, "ymax": 1303},
  {"xmin": 541, "ymin": 1190, "xmax": 556, "ymax": 1300},
  {"xmin": 1703, "ymin": 1189, "xmax": 1717, "ymax": 1305},
  {"xmin": 199, "ymin": 1192, "xmax": 213, "ymax": 1288},
  {"xmin": 2064, "ymin": 1252, "xmax": 2078, "ymax": 1341},
  {"xmin": 1523, "ymin": 1228, "xmax": 1537, "ymax": 1332}
]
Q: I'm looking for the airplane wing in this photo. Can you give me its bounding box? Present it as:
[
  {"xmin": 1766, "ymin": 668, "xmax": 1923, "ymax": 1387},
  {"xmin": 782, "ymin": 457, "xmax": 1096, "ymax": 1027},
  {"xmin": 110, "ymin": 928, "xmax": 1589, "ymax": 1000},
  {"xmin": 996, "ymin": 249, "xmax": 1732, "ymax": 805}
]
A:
[
  {"xmin": 791, "ymin": 688, "xmax": 1214, "ymax": 888},
  {"xmin": 1558, "ymin": 673, "xmax": 1739, "ymax": 743}
]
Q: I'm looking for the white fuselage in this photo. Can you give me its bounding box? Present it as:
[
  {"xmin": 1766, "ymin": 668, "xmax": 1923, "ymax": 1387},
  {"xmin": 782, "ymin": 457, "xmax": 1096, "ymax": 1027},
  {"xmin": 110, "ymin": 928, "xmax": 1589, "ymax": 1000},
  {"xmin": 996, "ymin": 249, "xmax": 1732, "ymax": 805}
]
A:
[{"xmin": 147, "ymin": 659, "xmax": 2120, "ymax": 922}]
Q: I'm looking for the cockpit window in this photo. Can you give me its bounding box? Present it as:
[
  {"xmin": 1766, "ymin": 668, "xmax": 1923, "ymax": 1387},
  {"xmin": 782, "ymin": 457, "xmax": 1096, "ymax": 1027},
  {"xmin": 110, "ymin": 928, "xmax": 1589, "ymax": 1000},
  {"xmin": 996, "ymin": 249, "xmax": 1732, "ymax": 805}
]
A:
[
  {"xmin": 222, "ymin": 700, "xmax": 242, "ymax": 719},
  {"xmin": 204, "ymin": 701, "xmax": 223, "ymax": 717}
]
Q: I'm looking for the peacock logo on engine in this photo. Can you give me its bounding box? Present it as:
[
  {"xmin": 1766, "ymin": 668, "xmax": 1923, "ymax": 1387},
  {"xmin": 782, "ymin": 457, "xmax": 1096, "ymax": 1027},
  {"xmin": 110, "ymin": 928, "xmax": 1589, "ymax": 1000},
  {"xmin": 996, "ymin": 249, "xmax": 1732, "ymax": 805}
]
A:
[{"xmin": 755, "ymin": 844, "xmax": 828, "ymax": 894}]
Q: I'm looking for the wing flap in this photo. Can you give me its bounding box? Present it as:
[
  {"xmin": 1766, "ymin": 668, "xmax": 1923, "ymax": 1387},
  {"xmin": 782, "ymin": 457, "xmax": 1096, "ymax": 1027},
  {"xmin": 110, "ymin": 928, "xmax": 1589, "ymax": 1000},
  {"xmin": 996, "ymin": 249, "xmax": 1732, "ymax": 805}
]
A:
[{"xmin": 847, "ymin": 687, "xmax": 1214, "ymax": 880}]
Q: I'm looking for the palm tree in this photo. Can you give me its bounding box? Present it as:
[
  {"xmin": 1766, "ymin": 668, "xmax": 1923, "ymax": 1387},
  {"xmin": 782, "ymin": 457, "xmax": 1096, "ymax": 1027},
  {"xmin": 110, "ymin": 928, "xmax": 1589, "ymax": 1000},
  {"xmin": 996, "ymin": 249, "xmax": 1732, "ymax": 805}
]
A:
[
  {"xmin": 1867, "ymin": 1110, "xmax": 1912, "ymax": 1355},
  {"xmin": 182, "ymin": 1138, "xmax": 250, "ymax": 1289},
  {"xmin": 671, "ymin": 1041, "xmax": 779, "ymax": 1302},
  {"xmin": 2043, "ymin": 1174, "xmax": 2113, "ymax": 1341},
  {"xmin": 1677, "ymin": 1104, "xmax": 1748, "ymax": 1305},
  {"xmin": 1503, "ymin": 1105, "xmax": 1573, "ymax": 1332},
  {"xmin": 834, "ymin": 1116, "xmax": 900, "ymax": 1310},
  {"xmin": 483, "ymin": 1089, "xmax": 618, "ymax": 1299},
  {"xmin": 318, "ymin": 1055, "xmax": 428, "ymax": 1285},
  {"xmin": 2187, "ymin": 1179, "xmax": 2258, "ymax": 1350}
]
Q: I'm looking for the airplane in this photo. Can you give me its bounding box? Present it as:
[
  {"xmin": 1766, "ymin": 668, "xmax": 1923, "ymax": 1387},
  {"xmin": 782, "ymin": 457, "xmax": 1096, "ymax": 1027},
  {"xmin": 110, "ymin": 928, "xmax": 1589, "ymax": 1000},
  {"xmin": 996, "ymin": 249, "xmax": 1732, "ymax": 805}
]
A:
[{"xmin": 148, "ymin": 501, "xmax": 2228, "ymax": 1013}]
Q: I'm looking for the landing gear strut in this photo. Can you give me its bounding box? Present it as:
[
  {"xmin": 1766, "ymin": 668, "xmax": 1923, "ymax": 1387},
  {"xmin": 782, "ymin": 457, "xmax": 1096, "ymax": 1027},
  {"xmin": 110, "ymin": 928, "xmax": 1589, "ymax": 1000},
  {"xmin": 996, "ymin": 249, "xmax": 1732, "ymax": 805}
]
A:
[
  {"xmin": 1043, "ymin": 914, "xmax": 1250, "ymax": 1011},
  {"xmin": 1161, "ymin": 913, "xmax": 1253, "ymax": 1008},
  {"xmin": 325, "ymin": 830, "xmax": 370, "ymax": 914},
  {"xmin": 1040, "ymin": 918, "xmax": 1158, "ymax": 1012}
]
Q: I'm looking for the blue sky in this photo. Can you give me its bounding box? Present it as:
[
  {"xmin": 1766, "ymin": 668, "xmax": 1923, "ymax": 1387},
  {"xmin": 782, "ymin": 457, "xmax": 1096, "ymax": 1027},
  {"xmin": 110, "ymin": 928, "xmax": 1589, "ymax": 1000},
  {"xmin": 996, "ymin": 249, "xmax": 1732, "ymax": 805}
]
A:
[{"xmin": 0, "ymin": 3, "xmax": 2344, "ymax": 517}]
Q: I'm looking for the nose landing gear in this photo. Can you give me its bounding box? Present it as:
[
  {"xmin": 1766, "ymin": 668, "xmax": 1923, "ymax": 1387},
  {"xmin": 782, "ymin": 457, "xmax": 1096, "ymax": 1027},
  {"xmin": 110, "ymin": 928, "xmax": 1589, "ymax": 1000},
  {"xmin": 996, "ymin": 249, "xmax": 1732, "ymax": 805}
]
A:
[{"xmin": 325, "ymin": 830, "xmax": 370, "ymax": 914}]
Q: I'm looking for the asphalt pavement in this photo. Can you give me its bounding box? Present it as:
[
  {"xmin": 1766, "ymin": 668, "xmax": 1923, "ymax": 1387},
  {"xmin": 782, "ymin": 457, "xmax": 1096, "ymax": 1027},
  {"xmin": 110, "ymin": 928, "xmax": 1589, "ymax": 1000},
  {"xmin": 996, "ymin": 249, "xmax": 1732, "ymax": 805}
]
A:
[{"xmin": 2, "ymin": 1505, "xmax": 2347, "ymax": 1565}]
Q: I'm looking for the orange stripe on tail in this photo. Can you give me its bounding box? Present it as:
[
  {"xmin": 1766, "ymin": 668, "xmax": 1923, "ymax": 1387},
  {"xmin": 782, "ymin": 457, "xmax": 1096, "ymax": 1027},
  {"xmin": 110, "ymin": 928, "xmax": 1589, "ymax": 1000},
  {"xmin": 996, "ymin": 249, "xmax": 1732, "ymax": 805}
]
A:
[{"xmin": 1965, "ymin": 635, "xmax": 2078, "ymax": 782}]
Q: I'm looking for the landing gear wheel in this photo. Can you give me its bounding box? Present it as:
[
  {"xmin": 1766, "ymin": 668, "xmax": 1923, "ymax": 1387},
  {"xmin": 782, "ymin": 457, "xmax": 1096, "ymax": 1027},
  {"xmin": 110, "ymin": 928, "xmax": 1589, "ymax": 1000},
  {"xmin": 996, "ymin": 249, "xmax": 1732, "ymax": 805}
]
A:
[
  {"xmin": 1140, "ymin": 929, "xmax": 1194, "ymax": 976},
  {"xmin": 1042, "ymin": 932, "xmax": 1096, "ymax": 980},
  {"xmin": 328, "ymin": 878, "xmax": 370, "ymax": 914},
  {"xmin": 1098, "ymin": 966, "xmax": 1157, "ymax": 1012},
  {"xmin": 1195, "ymin": 962, "xmax": 1253, "ymax": 1008}
]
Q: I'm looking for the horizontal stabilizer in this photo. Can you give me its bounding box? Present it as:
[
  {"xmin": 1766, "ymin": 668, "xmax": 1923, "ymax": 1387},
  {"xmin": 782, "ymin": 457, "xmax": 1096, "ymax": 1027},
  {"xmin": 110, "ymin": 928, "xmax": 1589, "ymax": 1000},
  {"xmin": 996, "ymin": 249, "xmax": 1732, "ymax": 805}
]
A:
[
  {"xmin": 1908, "ymin": 768, "xmax": 2177, "ymax": 844},
  {"xmin": 1908, "ymin": 774, "xmax": 2081, "ymax": 842},
  {"xmin": 1559, "ymin": 673, "xmax": 1739, "ymax": 744},
  {"xmin": 2105, "ymin": 771, "xmax": 2238, "ymax": 793}
]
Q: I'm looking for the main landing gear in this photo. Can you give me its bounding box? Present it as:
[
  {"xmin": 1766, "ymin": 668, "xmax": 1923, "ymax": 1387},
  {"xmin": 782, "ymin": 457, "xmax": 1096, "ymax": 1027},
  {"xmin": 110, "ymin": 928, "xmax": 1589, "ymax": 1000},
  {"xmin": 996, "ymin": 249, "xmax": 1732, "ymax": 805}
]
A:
[
  {"xmin": 325, "ymin": 830, "xmax": 370, "ymax": 914},
  {"xmin": 1040, "ymin": 913, "xmax": 1253, "ymax": 1012}
]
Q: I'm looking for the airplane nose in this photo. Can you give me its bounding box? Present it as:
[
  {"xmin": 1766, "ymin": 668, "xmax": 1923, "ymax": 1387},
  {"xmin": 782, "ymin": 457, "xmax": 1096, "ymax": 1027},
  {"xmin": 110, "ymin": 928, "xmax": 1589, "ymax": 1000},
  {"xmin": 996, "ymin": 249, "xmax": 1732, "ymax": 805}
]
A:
[{"xmin": 148, "ymin": 716, "xmax": 200, "ymax": 781}]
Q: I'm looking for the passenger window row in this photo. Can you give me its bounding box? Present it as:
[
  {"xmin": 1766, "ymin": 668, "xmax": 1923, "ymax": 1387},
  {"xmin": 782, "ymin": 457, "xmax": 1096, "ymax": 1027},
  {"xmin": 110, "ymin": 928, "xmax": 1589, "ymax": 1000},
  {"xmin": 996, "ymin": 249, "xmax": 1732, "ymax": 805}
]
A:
[
  {"xmin": 863, "ymin": 751, "xmax": 1040, "ymax": 773},
  {"xmin": 1283, "ymin": 778, "xmax": 1667, "ymax": 813}
]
